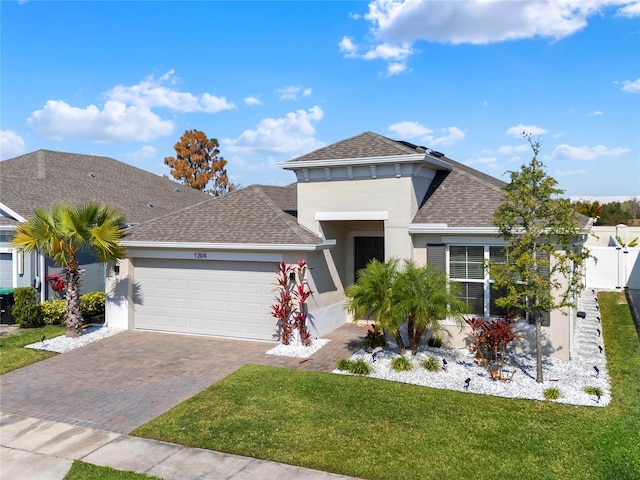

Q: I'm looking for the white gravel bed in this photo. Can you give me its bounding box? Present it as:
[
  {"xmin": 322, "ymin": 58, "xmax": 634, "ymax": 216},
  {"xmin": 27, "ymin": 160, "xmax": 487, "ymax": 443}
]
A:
[
  {"xmin": 266, "ymin": 338, "xmax": 330, "ymax": 358},
  {"xmin": 25, "ymin": 324, "xmax": 126, "ymax": 353},
  {"xmin": 333, "ymin": 344, "xmax": 611, "ymax": 407}
]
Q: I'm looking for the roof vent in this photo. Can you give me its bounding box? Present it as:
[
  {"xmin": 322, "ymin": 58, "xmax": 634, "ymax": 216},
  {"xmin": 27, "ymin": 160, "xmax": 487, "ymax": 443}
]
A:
[
  {"xmin": 88, "ymin": 172, "xmax": 96, "ymax": 178},
  {"xmin": 174, "ymin": 187, "xmax": 180, "ymax": 192},
  {"xmin": 146, "ymin": 202, "xmax": 154, "ymax": 208}
]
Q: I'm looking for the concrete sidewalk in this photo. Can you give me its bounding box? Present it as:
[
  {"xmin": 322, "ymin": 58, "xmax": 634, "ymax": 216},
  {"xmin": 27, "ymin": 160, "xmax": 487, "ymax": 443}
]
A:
[{"xmin": 0, "ymin": 413, "xmax": 358, "ymax": 480}]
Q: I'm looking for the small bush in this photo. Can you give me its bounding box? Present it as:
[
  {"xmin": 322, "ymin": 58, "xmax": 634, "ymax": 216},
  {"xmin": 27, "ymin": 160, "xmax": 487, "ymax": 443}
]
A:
[
  {"xmin": 391, "ymin": 355, "xmax": 413, "ymax": 372},
  {"xmin": 336, "ymin": 358, "xmax": 371, "ymax": 375},
  {"xmin": 584, "ymin": 386, "xmax": 604, "ymax": 397},
  {"xmin": 349, "ymin": 358, "xmax": 372, "ymax": 375},
  {"xmin": 544, "ymin": 387, "xmax": 562, "ymax": 400},
  {"xmin": 41, "ymin": 299, "xmax": 65, "ymax": 325},
  {"xmin": 80, "ymin": 292, "xmax": 106, "ymax": 323},
  {"xmin": 427, "ymin": 336, "xmax": 442, "ymax": 348},
  {"xmin": 12, "ymin": 287, "xmax": 43, "ymax": 328},
  {"xmin": 336, "ymin": 358, "xmax": 350, "ymax": 371},
  {"xmin": 421, "ymin": 357, "xmax": 441, "ymax": 372},
  {"xmin": 361, "ymin": 325, "xmax": 387, "ymax": 348}
]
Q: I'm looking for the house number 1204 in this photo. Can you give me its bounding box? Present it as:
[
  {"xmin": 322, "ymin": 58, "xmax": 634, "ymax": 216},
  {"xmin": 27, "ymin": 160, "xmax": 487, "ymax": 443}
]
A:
[{"xmin": 194, "ymin": 252, "xmax": 207, "ymax": 259}]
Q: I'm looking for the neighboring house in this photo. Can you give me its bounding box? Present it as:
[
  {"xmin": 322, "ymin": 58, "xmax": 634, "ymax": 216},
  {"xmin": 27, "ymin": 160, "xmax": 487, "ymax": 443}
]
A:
[
  {"xmin": 110, "ymin": 131, "xmax": 589, "ymax": 359},
  {"xmin": 0, "ymin": 150, "xmax": 212, "ymax": 301}
]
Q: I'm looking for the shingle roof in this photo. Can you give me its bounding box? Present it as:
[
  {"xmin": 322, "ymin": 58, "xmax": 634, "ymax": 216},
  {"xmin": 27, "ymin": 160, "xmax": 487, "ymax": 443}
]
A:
[
  {"xmin": 413, "ymin": 157, "xmax": 507, "ymax": 227},
  {"xmin": 0, "ymin": 150, "xmax": 210, "ymax": 225},
  {"xmin": 286, "ymin": 131, "xmax": 419, "ymax": 162},
  {"xmin": 122, "ymin": 184, "xmax": 322, "ymax": 245}
]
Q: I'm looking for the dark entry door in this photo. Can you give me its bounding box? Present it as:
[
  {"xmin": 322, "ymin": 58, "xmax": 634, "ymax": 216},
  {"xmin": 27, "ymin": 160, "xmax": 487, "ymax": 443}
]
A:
[{"xmin": 354, "ymin": 237, "xmax": 385, "ymax": 279}]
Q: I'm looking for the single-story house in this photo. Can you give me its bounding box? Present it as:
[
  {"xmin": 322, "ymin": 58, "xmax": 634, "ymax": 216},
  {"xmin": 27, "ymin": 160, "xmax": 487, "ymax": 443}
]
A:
[
  {"xmin": 0, "ymin": 149, "xmax": 211, "ymax": 301},
  {"xmin": 108, "ymin": 131, "xmax": 590, "ymax": 359}
]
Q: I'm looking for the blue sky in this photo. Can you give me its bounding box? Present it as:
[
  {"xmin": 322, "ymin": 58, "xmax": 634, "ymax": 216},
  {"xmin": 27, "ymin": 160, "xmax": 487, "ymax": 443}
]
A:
[{"xmin": 1, "ymin": 1, "xmax": 639, "ymax": 199}]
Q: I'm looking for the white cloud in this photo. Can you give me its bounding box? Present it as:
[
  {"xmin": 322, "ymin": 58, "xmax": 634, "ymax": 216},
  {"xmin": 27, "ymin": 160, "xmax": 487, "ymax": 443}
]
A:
[
  {"xmin": 28, "ymin": 100, "xmax": 173, "ymax": 142},
  {"xmin": 505, "ymin": 124, "xmax": 548, "ymax": 137},
  {"xmin": 388, "ymin": 121, "xmax": 433, "ymax": 138},
  {"xmin": 362, "ymin": 42, "xmax": 413, "ymax": 60},
  {"xmin": 0, "ymin": 130, "xmax": 26, "ymax": 159},
  {"xmin": 430, "ymin": 126, "xmax": 465, "ymax": 147},
  {"xmin": 621, "ymin": 78, "xmax": 640, "ymax": 93},
  {"xmin": 106, "ymin": 70, "xmax": 235, "ymax": 113},
  {"xmin": 126, "ymin": 145, "xmax": 157, "ymax": 162},
  {"xmin": 387, "ymin": 122, "xmax": 464, "ymax": 147},
  {"xmin": 244, "ymin": 96, "xmax": 263, "ymax": 106},
  {"xmin": 550, "ymin": 144, "xmax": 631, "ymax": 160},
  {"xmin": 465, "ymin": 156, "xmax": 499, "ymax": 169},
  {"xmin": 224, "ymin": 106, "xmax": 325, "ymax": 156},
  {"xmin": 617, "ymin": 1, "xmax": 640, "ymax": 17},
  {"xmin": 385, "ymin": 62, "xmax": 409, "ymax": 76},
  {"xmin": 339, "ymin": 36, "xmax": 358, "ymax": 56},
  {"xmin": 587, "ymin": 110, "xmax": 604, "ymax": 116},
  {"xmin": 276, "ymin": 86, "xmax": 313, "ymax": 101},
  {"xmin": 364, "ymin": 0, "xmax": 635, "ymax": 45},
  {"xmin": 498, "ymin": 144, "xmax": 530, "ymax": 155}
]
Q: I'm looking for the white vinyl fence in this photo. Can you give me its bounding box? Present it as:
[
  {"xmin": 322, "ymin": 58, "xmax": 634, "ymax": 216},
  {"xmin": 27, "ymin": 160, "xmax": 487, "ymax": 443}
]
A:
[{"xmin": 585, "ymin": 246, "xmax": 640, "ymax": 290}]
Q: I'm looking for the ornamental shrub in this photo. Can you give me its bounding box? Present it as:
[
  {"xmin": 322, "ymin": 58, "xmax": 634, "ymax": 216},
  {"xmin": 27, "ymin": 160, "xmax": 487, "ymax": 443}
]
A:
[
  {"xmin": 12, "ymin": 287, "xmax": 43, "ymax": 328},
  {"xmin": 544, "ymin": 387, "xmax": 562, "ymax": 400},
  {"xmin": 80, "ymin": 292, "xmax": 106, "ymax": 323},
  {"xmin": 336, "ymin": 358, "xmax": 371, "ymax": 375},
  {"xmin": 421, "ymin": 357, "xmax": 441, "ymax": 372},
  {"xmin": 41, "ymin": 299, "xmax": 65, "ymax": 325},
  {"xmin": 361, "ymin": 324, "xmax": 387, "ymax": 348},
  {"xmin": 391, "ymin": 355, "xmax": 413, "ymax": 372}
]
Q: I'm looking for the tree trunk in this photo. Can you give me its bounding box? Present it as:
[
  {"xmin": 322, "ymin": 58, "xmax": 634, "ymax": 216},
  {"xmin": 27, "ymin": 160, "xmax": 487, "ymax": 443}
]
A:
[
  {"xmin": 391, "ymin": 329, "xmax": 406, "ymax": 355},
  {"xmin": 411, "ymin": 326, "xmax": 426, "ymax": 355},
  {"xmin": 535, "ymin": 316, "xmax": 543, "ymax": 383},
  {"xmin": 64, "ymin": 260, "xmax": 84, "ymax": 338},
  {"xmin": 407, "ymin": 315, "xmax": 415, "ymax": 355}
]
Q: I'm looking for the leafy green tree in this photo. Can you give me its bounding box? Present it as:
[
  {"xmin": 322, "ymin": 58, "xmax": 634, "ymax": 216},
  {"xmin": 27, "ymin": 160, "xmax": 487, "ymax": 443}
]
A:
[
  {"xmin": 11, "ymin": 202, "xmax": 126, "ymax": 337},
  {"xmin": 598, "ymin": 201, "xmax": 631, "ymax": 226},
  {"xmin": 490, "ymin": 137, "xmax": 589, "ymax": 382},
  {"xmin": 394, "ymin": 261, "xmax": 466, "ymax": 355},
  {"xmin": 164, "ymin": 129, "xmax": 235, "ymax": 196},
  {"xmin": 345, "ymin": 258, "xmax": 406, "ymax": 354}
]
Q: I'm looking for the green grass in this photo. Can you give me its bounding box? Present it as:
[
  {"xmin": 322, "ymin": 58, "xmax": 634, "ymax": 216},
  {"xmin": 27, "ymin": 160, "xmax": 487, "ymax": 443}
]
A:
[
  {"xmin": 132, "ymin": 291, "xmax": 640, "ymax": 480},
  {"xmin": 64, "ymin": 461, "xmax": 161, "ymax": 479},
  {"xmin": 0, "ymin": 325, "xmax": 65, "ymax": 374}
]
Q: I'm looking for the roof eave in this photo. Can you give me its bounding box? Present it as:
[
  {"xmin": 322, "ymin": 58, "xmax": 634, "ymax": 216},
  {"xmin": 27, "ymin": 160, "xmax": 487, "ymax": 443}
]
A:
[
  {"xmin": 120, "ymin": 239, "xmax": 336, "ymax": 251},
  {"xmin": 279, "ymin": 154, "xmax": 452, "ymax": 171},
  {"xmin": 409, "ymin": 224, "xmax": 500, "ymax": 235}
]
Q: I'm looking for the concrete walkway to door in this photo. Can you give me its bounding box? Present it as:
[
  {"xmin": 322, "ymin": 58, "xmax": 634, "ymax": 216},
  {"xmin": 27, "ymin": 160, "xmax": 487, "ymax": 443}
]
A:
[{"xmin": 0, "ymin": 324, "xmax": 366, "ymax": 434}]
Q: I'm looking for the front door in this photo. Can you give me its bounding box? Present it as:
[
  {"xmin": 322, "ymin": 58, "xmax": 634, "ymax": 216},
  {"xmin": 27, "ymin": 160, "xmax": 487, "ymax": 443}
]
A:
[{"xmin": 354, "ymin": 236, "xmax": 385, "ymax": 279}]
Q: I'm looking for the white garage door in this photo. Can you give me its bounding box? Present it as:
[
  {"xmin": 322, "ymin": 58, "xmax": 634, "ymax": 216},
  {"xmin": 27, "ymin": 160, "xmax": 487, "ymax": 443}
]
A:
[{"xmin": 133, "ymin": 258, "xmax": 277, "ymax": 341}]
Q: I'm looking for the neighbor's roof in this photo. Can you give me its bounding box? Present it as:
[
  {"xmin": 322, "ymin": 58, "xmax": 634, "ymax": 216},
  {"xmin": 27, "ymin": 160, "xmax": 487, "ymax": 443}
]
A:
[
  {"xmin": 0, "ymin": 150, "xmax": 210, "ymax": 226},
  {"xmin": 122, "ymin": 184, "xmax": 323, "ymax": 245}
]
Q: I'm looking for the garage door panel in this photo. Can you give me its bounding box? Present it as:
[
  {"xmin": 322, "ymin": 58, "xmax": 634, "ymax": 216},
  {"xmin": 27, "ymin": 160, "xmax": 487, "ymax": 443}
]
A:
[{"xmin": 133, "ymin": 258, "xmax": 277, "ymax": 340}]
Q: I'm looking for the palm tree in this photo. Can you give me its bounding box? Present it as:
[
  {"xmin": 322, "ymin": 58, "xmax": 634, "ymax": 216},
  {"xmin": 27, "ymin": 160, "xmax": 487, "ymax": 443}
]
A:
[
  {"xmin": 345, "ymin": 258, "xmax": 406, "ymax": 354},
  {"xmin": 11, "ymin": 202, "xmax": 126, "ymax": 337},
  {"xmin": 394, "ymin": 261, "xmax": 467, "ymax": 355}
]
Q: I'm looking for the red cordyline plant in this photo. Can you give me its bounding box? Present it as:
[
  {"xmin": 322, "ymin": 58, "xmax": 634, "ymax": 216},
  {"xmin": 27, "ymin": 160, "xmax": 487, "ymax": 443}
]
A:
[
  {"xmin": 465, "ymin": 316, "xmax": 522, "ymax": 381},
  {"xmin": 271, "ymin": 260, "xmax": 313, "ymax": 346}
]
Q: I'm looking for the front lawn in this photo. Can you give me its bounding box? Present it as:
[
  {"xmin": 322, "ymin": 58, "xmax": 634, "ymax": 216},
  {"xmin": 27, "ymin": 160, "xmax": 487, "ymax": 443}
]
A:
[
  {"xmin": 0, "ymin": 325, "xmax": 65, "ymax": 374},
  {"xmin": 64, "ymin": 461, "xmax": 160, "ymax": 479},
  {"xmin": 132, "ymin": 292, "xmax": 639, "ymax": 480}
]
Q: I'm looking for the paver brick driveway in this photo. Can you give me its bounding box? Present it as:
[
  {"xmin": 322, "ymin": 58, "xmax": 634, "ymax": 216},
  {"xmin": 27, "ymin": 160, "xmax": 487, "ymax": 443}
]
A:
[{"xmin": 0, "ymin": 325, "xmax": 364, "ymax": 434}]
